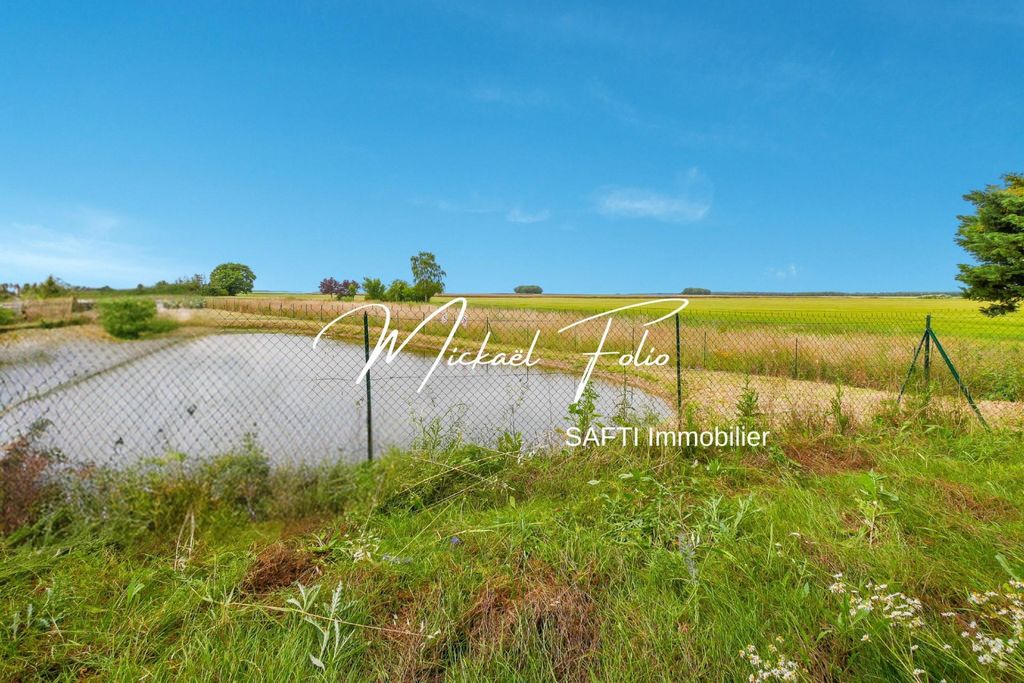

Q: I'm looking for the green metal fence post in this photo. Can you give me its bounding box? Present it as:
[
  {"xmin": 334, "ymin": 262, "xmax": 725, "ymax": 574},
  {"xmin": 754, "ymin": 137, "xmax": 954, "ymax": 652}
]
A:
[
  {"xmin": 923, "ymin": 314, "xmax": 931, "ymax": 385},
  {"xmin": 363, "ymin": 312, "xmax": 374, "ymax": 461},
  {"xmin": 929, "ymin": 326, "xmax": 989, "ymax": 429},
  {"xmin": 675, "ymin": 313, "xmax": 682, "ymax": 430}
]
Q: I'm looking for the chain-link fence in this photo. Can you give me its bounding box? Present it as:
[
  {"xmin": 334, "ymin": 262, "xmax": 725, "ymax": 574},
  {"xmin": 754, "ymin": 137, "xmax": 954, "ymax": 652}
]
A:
[{"xmin": 1, "ymin": 297, "xmax": 1022, "ymax": 467}]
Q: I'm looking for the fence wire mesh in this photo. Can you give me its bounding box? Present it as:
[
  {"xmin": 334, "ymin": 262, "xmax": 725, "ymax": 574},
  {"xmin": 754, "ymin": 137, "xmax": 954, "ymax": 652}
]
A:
[{"xmin": 1, "ymin": 296, "xmax": 1022, "ymax": 467}]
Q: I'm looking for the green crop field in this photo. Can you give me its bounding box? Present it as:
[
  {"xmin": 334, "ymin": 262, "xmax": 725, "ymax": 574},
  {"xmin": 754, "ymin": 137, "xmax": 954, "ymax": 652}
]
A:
[
  {"xmin": 438, "ymin": 294, "xmax": 983, "ymax": 316},
  {"xmin": 251, "ymin": 292, "xmax": 991, "ymax": 317}
]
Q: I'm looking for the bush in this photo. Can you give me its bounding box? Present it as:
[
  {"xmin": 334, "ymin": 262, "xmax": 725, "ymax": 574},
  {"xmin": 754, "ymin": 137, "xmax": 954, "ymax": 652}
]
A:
[
  {"xmin": 0, "ymin": 307, "xmax": 15, "ymax": 325},
  {"xmin": 22, "ymin": 275, "xmax": 70, "ymax": 299},
  {"xmin": 514, "ymin": 285, "xmax": 543, "ymax": 294},
  {"xmin": 384, "ymin": 279, "xmax": 413, "ymax": 302},
  {"xmin": 98, "ymin": 299, "xmax": 158, "ymax": 339},
  {"xmin": 202, "ymin": 435, "xmax": 271, "ymax": 519},
  {"xmin": 1, "ymin": 420, "xmax": 63, "ymax": 533},
  {"xmin": 362, "ymin": 277, "xmax": 385, "ymax": 300}
]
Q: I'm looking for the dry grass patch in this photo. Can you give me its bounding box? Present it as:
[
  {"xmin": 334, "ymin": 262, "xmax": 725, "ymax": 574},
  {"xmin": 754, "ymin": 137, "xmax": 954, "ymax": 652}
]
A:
[
  {"xmin": 927, "ymin": 480, "xmax": 1019, "ymax": 522},
  {"xmin": 241, "ymin": 542, "xmax": 319, "ymax": 595},
  {"xmin": 457, "ymin": 571, "xmax": 600, "ymax": 682},
  {"xmin": 782, "ymin": 441, "xmax": 875, "ymax": 475}
]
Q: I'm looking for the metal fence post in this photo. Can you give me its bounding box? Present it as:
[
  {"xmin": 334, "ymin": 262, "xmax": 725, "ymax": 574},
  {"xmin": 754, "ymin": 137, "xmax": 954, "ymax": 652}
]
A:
[
  {"xmin": 793, "ymin": 337, "xmax": 799, "ymax": 378},
  {"xmin": 363, "ymin": 312, "xmax": 374, "ymax": 462},
  {"xmin": 675, "ymin": 313, "xmax": 683, "ymax": 430},
  {"xmin": 923, "ymin": 315, "xmax": 932, "ymax": 385}
]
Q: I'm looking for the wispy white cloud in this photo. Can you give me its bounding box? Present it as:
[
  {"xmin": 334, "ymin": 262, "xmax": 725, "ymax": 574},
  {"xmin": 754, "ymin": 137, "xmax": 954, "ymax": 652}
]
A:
[
  {"xmin": 505, "ymin": 207, "xmax": 551, "ymax": 224},
  {"xmin": 597, "ymin": 190, "xmax": 709, "ymax": 223},
  {"xmin": 595, "ymin": 169, "xmax": 712, "ymax": 224},
  {"xmin": 767, "ymin": 264, "xmax": 799, "ymax": 279},
  {"xmin": 0, "ymin": 209, "xmax": 186, "ymax": 287}
]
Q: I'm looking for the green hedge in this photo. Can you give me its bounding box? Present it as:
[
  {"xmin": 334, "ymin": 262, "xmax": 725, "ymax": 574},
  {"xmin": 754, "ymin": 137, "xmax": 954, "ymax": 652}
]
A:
[{"xmin": 98, "ymin": 299, "xmax": 158, "ymax": 339}]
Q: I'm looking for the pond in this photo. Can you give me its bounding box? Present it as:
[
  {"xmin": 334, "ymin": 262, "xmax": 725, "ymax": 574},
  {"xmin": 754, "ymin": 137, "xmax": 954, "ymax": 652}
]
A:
[{"xmin": 1, "ymin": 332, "xmax": 671, "ymax": 466}]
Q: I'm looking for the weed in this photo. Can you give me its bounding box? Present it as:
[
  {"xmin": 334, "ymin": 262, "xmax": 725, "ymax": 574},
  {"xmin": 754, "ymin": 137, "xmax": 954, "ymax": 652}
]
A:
[
  {"xmin": 285, "ymin": 581, "xmax": 358, "ymax": 671},
  {"xmin": 829, "ymin": 383, "xmax": 851, "ymax": 434},
  {"xmin": 566, "ymin": 383, "xmax": 602, "ymax": 440},
  {"xmin": 736, "ymin": 377, "xmax": 763, "ymax": 426},
  {"xmin": 0, "ymin": 419, "xmax": 63, "ymax": 533}
]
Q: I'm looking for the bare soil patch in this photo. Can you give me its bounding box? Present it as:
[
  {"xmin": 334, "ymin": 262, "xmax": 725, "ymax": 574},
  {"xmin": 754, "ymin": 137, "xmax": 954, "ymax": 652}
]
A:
[{"xmin": 241, "ymin": 542, "xmax": 319, "ymax": 594}]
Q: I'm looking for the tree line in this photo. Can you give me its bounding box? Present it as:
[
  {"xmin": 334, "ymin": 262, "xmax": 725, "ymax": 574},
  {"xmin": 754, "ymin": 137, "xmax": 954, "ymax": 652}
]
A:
[{"xmin": 319, "ymin": 251, "xmax": 446, "ymax": 302}]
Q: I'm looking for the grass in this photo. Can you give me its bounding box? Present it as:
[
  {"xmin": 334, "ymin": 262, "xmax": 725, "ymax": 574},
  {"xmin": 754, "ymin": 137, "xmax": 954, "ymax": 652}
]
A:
[{"xmin": 3, "ymin": 403, "xmax": 1024, "ymax": 681}]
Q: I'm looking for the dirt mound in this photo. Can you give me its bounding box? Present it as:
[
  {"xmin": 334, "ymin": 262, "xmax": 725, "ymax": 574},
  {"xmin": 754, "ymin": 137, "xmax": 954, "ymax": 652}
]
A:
[
  {"xmin": 241, "ymin": 542, "xmax": 318, "ymax": 594},
  {"xmin": 386, "ymin": 569, "xmax": 599, "ymax": 683},
  {"xmin": 460, "ymin": 573, "xmax": 599, "ymax": 682}
]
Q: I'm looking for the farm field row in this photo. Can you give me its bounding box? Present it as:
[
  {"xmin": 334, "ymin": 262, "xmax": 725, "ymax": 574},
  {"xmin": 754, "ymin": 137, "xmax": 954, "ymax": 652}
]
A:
[
  {"xmin": 242, "ymin": 292, "xmax": 989, "ymax": 316},
  {"xmin": 225, "ymin": 292, "xmax": 1024, "ymax": 340}
]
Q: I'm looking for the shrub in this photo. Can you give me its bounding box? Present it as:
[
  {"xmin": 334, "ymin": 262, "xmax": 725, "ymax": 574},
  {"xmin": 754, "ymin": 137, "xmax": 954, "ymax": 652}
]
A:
[
  {"xmin": 384, "ymin": 279, "xmax": 413, "ymax": 302},
  {"xmin": 0, "ymin": 307, "xmax": 15, "ymax": 325},
  {"xmin": 514, "ymin": 285, "xmax": 543, "ymax": 294},
  {"xmin": 22, "ymin": 275, "xmax": 70, "ymax": 298},
  {"xmin": 362, "ymin": 277, "xmax": 385, "ymax": 300},
  {"xmin": 98, "ymin": 298, "xmax": 158, "ymax": 339},
  {"xmin": 202, "ymin": 435, "xmax": 271, "ymax": 519},
  {"xmin": 1, "ymin": 420, "xmax": 63, "ymax": 533}
]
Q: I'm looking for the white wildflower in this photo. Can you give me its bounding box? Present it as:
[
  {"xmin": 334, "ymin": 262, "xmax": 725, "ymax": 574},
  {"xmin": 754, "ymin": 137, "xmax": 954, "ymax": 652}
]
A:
[{"xmin": 740, "ymin": 642, "xmax": 802, "ymax": 681}]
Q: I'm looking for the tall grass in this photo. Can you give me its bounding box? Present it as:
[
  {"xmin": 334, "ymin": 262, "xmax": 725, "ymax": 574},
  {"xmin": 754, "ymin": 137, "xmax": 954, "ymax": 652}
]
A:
[{"xmin": 2, "ymin": 401, "xmax": 1022, "ymax": 680}]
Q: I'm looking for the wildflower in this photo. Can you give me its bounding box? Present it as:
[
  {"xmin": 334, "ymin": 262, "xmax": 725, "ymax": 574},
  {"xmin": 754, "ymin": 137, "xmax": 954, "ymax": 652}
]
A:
[
  {"xmin": 861, "ymin": 634, "xmax": 870, "ymax": 642},
  {"xmin": 955, "ymin": 581, "xmax": 1024, "ymax": 670},
  {"xmin": 740, "ymin": 642, "xmax": 802, "ymax": 681},
  {"xmin": 836, "ymin": 579, "xmax": 924, "ymax": 629}
]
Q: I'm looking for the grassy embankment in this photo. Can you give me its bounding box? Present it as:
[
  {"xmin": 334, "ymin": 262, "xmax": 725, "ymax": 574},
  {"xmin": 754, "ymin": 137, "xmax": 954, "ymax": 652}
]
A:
[{"xmin": 2, "ymin": 396, "xmax": 1023, "ymax": 681}]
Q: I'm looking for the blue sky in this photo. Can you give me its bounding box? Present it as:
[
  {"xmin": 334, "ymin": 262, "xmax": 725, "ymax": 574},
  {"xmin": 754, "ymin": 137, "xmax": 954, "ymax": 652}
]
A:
[{"xmin": 2, "ymin": 1, "xmax": 1022, "ymax": 293}]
